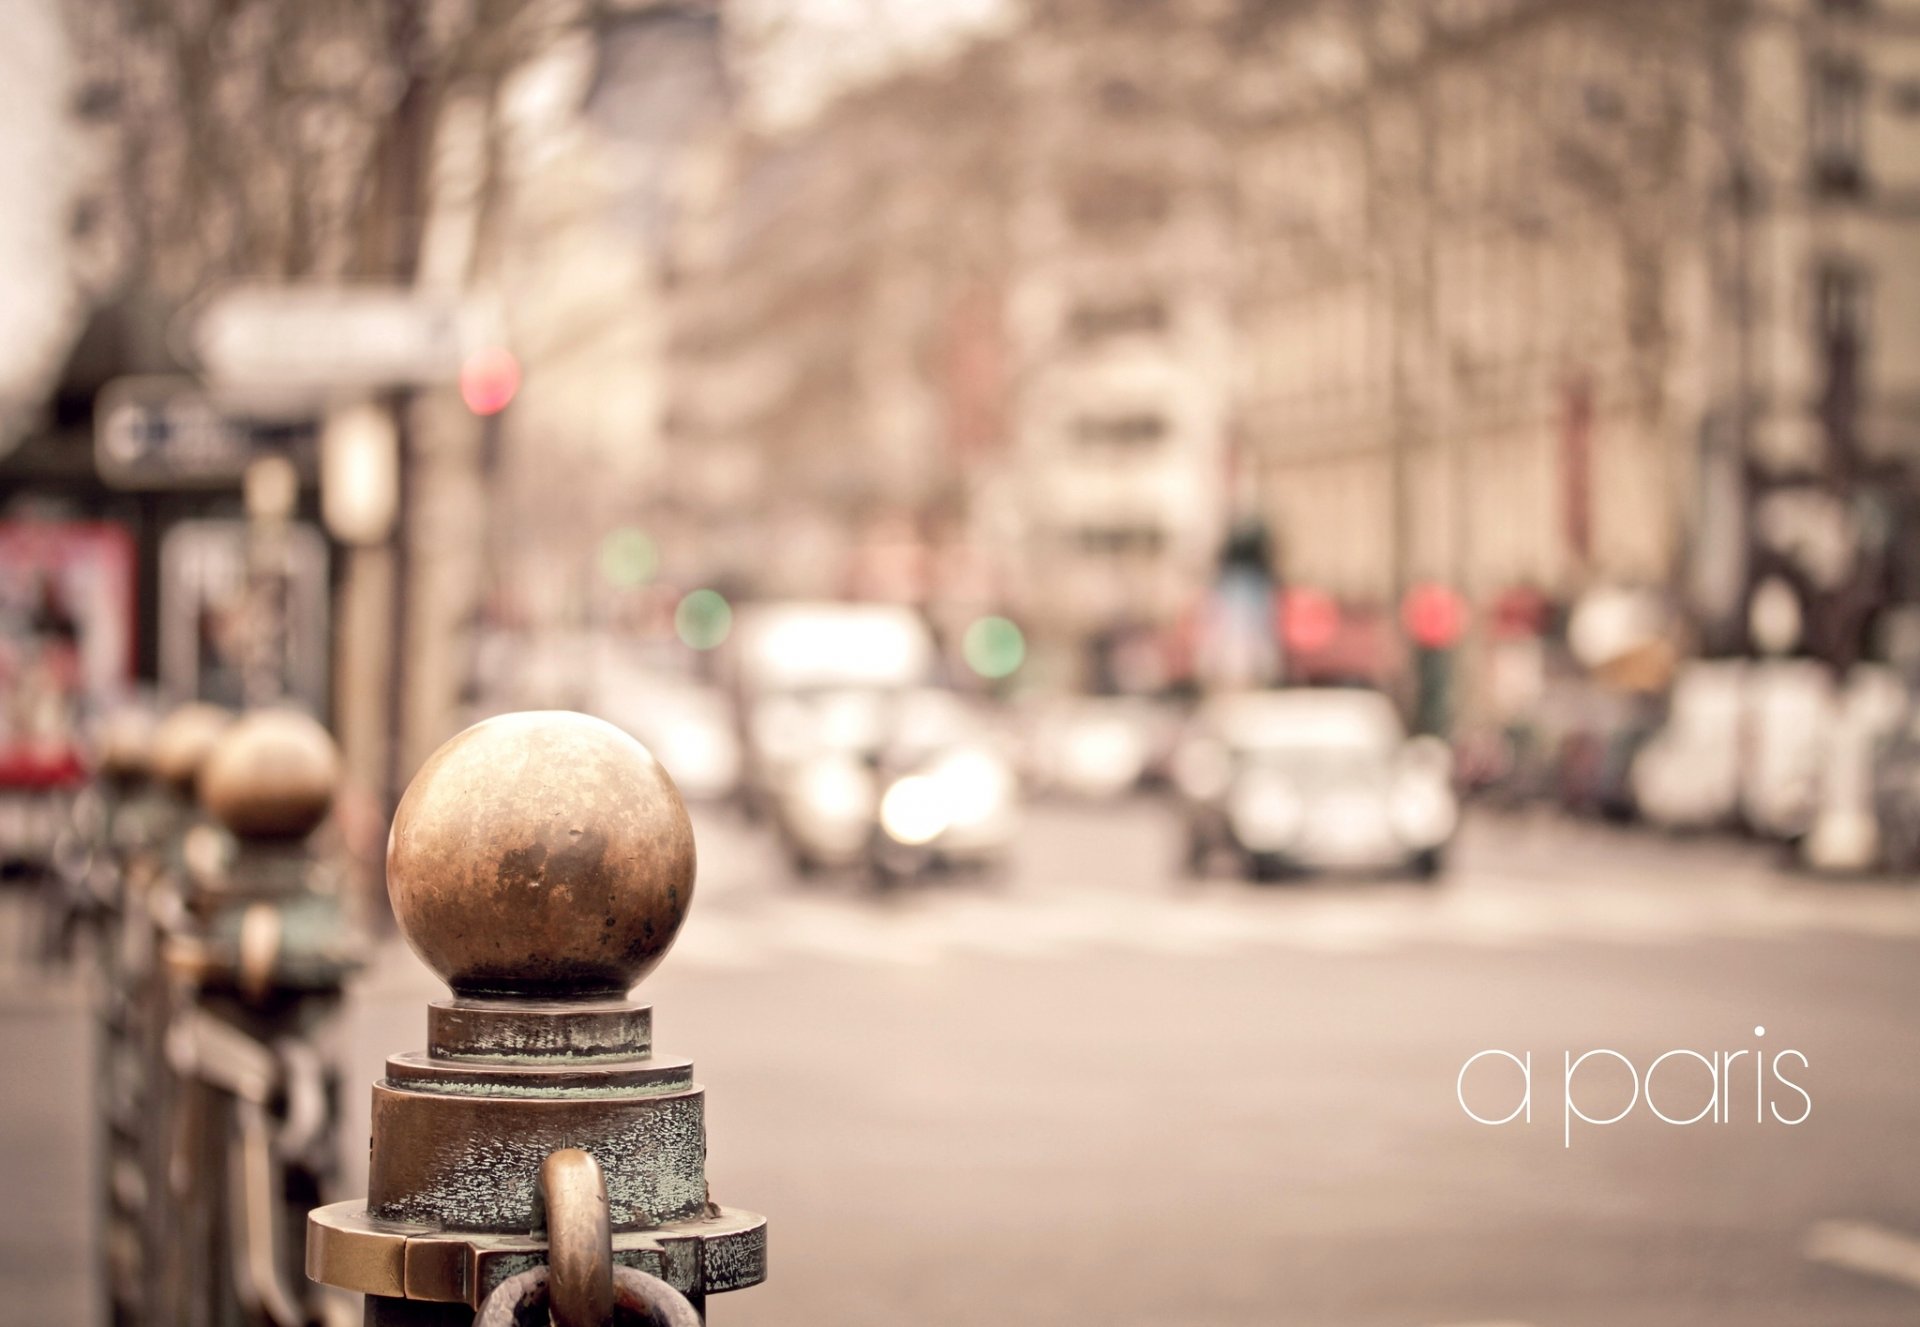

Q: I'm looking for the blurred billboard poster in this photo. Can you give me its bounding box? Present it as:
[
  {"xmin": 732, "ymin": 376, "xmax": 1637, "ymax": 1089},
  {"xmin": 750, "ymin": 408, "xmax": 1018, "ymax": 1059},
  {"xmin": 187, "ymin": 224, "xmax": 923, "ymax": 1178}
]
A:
[
  {"xmin": 0, "ymin": 522, "xmax": 135, "ymax": 786},
  {"xmin": 159, "ymin": 519, "xmax": 329, "ymax": 713}
]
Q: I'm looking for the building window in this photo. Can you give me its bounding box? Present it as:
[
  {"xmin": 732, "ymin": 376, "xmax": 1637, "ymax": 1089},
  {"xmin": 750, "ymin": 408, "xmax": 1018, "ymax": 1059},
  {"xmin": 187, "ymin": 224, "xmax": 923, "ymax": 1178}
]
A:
[
  {"xmin": 1075, "ymin": 525, "xmax": 1166, "ymax": 556},
  {"xmin": 1067, "ymin": 298, "xmax": 1169, "ymax": 342},
  {"xmin": 1065, "ymin": 172, "xmax": 1173, "ymax": 232},
  {"xmin": 1810, "ymin": 56, "xmax": 1866, "ymax": 195},
  {"xmin": 1073, "ymin": 413, "xmax": 1168, "ymax": 447},
  {"xmin": 1816, "ymin": 261, "xmax": 1867, "ymax": 342},
  {"xmin": 1813, "ymin": 259, "xmax": 1869, "ymax": 440},
  {"xmin": 1099, "ymin": 77, "xmax": 1156, "ymax": 117}
]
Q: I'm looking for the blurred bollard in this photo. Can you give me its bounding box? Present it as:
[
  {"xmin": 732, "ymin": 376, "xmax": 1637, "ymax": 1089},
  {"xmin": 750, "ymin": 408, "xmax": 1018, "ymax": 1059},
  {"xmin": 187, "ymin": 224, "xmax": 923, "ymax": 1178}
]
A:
[
  {"xmin": 306, "ymin": 711, "xmax": 766, "ymax": 1325},
  {"xmin": 157, "ymin": 709, "xmax": 360, "ymax": 1327},
  {"xmin": 41, "ymin": 707, "xmax": 149, "ymax": 966},
  {"xmin": 93, "ymin": 702, "xmax": 232, "ymax": 1327}
]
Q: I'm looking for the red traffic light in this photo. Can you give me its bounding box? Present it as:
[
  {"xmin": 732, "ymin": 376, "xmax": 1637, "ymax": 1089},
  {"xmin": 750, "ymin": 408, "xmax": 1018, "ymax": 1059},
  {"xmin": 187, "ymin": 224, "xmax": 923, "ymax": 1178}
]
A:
[
  {"xmin": 1281, "ymin": 587, "xmax": 1341, "ymax": 655},
  {"xmin": 1402, "ymin": 582, "xmax": 1466, "ymax": 649},
  {"xmin": 460, "ymin": 347, "xmax": 520, "ymax": 416}
]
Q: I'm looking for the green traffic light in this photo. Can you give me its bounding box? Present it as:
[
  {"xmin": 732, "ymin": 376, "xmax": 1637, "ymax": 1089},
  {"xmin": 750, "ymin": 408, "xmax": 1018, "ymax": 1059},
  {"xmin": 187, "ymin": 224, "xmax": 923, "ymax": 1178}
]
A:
[{"xmin": 963, "ymin": 616, "xmax": 1025, "ymax": 679}]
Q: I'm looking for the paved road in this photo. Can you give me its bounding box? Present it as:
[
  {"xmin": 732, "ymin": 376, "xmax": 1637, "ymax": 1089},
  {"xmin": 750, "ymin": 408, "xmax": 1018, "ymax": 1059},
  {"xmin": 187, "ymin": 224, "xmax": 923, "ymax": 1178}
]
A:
[{"xmin": 7, "ymin": 803, "xmax": 1920, "ymax": 1325}]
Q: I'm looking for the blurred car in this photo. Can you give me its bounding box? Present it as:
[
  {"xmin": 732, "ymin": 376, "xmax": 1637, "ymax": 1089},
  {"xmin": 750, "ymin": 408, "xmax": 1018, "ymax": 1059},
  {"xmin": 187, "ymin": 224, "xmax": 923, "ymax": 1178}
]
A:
[
  {"xmin": 595, "ymin": 680, "xmax": 742, "ymax": 802},
  {"xmin": 730, "ymin": 602, "xmax": 938, "ymax": 812},
  {"xmin": 766, "ymin": 685, "xmax": 1018, "ymax": 884},
  {"xmin": 1873, "ymin": 704, "xmax": 1920, "ymax": 874},
  {"xmin": 1630, "ymin": 660, "xmax": 1747, "ymax": 831},
  {"xmin": 1803, "ymin": 665, "xmax": 1908, "ymax": 873},
  {"xmin": 1740, "ymin": 659, "xmax": 1833, "ymax": 841},
  {"xmin": 1173, "ymin": 688, "xmax": 1456, "ymax": 881},
  {"xmin": 1022, "ymin": 695, "xmax": 1176, "ymax": 799},
  {"xmin": 728, "ymin": 603, "xmax": 1017, "ymax": 883}
]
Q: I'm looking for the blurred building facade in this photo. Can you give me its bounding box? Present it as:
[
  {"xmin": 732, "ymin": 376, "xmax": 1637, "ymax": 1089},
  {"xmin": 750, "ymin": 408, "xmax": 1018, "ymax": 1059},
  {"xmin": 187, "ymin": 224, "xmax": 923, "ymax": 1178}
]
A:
[
  {"xmin": 665, "ymin": 0, "xmax": 1920, "ymax": 679},
  {"xmin": 664, "ymin": 4, "xmax": 1242, "ymax": 677},
  {"xmin": 17, "ymin": 0, "xmax": 1920, "ymax": 731},
  {"xmin": 1232, "ymin": 0, "xmax": 1920, "ymax": 665}
]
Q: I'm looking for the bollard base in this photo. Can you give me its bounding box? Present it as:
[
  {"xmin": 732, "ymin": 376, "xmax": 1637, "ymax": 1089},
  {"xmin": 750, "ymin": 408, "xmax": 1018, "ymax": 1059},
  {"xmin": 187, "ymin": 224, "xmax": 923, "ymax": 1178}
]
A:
[{"xmin": 307, "ymin": 1199, "xmax": 766, "ymax": 1308}]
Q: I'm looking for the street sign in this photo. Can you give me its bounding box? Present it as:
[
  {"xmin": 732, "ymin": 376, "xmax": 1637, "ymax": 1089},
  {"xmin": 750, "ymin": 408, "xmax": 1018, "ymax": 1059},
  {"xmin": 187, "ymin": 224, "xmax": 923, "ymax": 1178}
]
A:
[
  {"xmin": 182, "ymin": 282, "xmax": 478, "ymax": 389},
  {"xmin": 94, "ymin": 375, "xmax": 317, "ymax": 489}
]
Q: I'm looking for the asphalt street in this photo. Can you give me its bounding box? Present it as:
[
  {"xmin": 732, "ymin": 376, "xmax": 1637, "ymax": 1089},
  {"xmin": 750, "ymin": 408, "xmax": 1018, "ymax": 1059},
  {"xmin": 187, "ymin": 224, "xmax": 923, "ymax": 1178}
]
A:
[{"xmin": 6, "ymin": 802, "xmax": 1920, "ymax": 1326}]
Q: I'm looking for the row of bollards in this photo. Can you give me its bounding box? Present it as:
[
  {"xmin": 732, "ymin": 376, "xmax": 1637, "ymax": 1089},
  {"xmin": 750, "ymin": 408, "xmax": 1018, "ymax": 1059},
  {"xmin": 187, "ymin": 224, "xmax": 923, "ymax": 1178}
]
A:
[
  {"xmin": 62, "ymin": 704, "xmax": 764, "ymax": 1326},
  {"xmin": 78, "ymin": 703, "xmax": 360, "ymax": 1327}
]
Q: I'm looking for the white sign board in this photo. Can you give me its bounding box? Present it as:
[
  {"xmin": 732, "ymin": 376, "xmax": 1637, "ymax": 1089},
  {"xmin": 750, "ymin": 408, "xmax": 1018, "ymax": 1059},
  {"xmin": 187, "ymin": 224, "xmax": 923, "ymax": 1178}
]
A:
[{"xmin": 184, "ymin": 282, "xmax": 479, "ymax": 389}]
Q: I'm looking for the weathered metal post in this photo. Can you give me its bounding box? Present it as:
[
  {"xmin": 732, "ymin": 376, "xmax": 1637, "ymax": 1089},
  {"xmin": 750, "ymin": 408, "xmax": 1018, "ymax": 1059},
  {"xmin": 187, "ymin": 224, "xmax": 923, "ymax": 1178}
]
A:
[
  {"xmin": 158, "ymin": 708, "xmax": 361, "ymax": 1327},
  {"xmin": 85, "ymin": 705, "xmax": 166, "ymax": 1327},
  {"xmin": 96, "ymin": 702, "xmax": 231, "ymax": 1327},
  {"xmin": 306, "ymin": 711, "xmax": 767, "ymax": 1324}
]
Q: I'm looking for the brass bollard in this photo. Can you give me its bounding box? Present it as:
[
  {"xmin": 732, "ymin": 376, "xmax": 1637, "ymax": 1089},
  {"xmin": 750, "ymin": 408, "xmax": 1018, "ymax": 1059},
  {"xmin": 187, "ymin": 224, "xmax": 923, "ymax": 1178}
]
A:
[
  {"xmin": 96, "ymin": 702, "xmax": 233, "ymax": 1327},
  {"xmin": 160, "ymin": 708, "xmax": 360, "ymax": 1327},
  {"xmin": 306, "ymin": 711, "xmax": 767, "ymax": 1324}
]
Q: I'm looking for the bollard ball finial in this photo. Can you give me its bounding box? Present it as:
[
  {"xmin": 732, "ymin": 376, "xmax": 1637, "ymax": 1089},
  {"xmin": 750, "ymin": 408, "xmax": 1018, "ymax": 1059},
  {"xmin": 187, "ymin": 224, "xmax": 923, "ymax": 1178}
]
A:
[
  {"xmin": 386, "ymin": 711, "xmax": 695, "ymax": 1000},
  {"xmin": 150, "ymin": 703, "xmax": 235, "ymax": 794},
  {"xmin": 95, "ymin": 706, "xmax": 156, "ymax": 783},
  {"xmin": 199, "ymin": 709, "xmax": 341, "ymax": 839}
]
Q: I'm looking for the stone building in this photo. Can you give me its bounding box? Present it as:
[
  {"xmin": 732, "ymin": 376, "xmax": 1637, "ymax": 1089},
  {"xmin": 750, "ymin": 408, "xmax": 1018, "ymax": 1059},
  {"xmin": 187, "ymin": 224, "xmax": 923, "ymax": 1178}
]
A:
[
  {"xmin": 1229, "ymin": 0, "xmax": 1920, "ymax": 662},
  {"xmin": 665, "ymin": 0, "xmax": 1920, "ymax": 671},
  {"xmin": 661, "ymin": 41, "xmax": 1019, "ymax": 606},
  {"xmin": 662, "ymin": 4, "xmax": 1240, "ymax": 672}
]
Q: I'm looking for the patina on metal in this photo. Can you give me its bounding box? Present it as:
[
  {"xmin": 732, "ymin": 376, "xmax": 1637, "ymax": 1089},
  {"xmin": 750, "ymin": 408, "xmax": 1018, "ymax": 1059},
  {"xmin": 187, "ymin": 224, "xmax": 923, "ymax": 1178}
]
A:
[{"xmin": 308, "ymin": 710, "xmax": 767, "ymax": 1324}]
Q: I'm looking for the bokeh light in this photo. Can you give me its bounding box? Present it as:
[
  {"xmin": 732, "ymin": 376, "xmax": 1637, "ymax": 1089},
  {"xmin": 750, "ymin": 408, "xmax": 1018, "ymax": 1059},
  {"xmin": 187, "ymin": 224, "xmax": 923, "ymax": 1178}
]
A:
[
  {"xmin": 459, "ymin": 347, "xmax": 521, "ymax": 416},
  {"xmin": 599, "ymin": 527, "xmax": 659, "ymax": 589},
  {"xmin": 675, "ymin": 588, "xmax": 733, "ymax": 651},
  {"xmin": 1281, "ymin": 588, "xmax": 1340, "ymax": 655},
  {"xmin": 1402, "ymin": 583, "xmax": 1467, "ymax": 650},
  {"xmin": 963, "ymin": 615, "xmax": 1025, "ymax": 679}
]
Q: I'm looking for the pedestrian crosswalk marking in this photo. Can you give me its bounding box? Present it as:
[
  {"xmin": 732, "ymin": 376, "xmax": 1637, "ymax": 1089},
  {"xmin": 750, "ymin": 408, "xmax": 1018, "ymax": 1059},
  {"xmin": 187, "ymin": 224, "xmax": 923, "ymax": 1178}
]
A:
[{"xmin": 1806, "ymin": 1220, "xmax": 1920, "ymax": 1293}]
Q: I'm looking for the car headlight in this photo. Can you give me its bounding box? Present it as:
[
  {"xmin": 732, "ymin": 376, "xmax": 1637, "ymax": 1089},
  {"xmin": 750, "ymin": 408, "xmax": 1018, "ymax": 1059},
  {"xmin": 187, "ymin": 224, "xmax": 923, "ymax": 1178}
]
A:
[
  {"xmin": 656, "ymin": 722, "xmax": 740, "ymax": 796},
  {"xmin": 795, "ymin": 758, "xmax": 875, "ymax": 824},
  {"xmin": 930, "ymin": 748, "xmax": 1014, "ymax": 826},
  {"xmin": 1389, "ymin": 773, "xmax": 1457, "ymax": 846},
  {"xmin": 879, "ymin": 774, "xmax": 949, "ymax": 846},
  {"xmin": 1228, "ymin": 772, "xmax": 1304, "ymax": 850}
]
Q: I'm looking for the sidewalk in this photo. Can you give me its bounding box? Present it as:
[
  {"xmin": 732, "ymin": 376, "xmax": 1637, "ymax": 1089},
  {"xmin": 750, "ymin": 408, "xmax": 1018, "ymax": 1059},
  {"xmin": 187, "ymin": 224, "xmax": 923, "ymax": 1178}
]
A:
[{"xmin": 0, "ymin": 900, "xmax": 93, "ymax": 1325}]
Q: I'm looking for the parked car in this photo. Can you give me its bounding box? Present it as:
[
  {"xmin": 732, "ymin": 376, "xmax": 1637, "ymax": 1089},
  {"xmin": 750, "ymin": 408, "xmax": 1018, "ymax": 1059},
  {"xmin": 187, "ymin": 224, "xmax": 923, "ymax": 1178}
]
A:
[
  {"xmin": 1630, "ymin": 660, "xmax": 1747, "ymax": 831},
  {"xmin": 1803, "ymin": 665, "xmax": 1908, "ymax": 873},
  {"xmin": 1174, "ymin": 688, "xmax": 1456, "ymax": 881},
  {"xmin": 1873, "ymin": 706, "xmax": 1920, "ymax": 874},
  {"xmin": 1740, "ymin": 659, "xmax": 1833, "ymax": 841}
]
